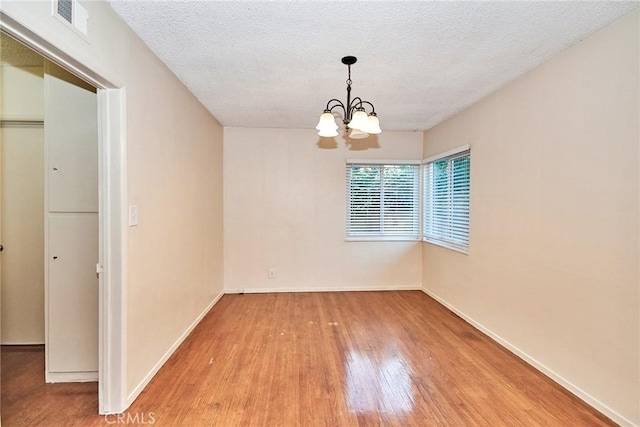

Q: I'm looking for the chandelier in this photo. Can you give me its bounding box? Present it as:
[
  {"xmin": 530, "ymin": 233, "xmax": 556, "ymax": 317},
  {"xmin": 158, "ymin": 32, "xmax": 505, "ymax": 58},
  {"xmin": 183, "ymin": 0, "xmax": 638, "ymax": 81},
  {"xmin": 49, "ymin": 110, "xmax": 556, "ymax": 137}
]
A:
[{"xmin": 316, "ymin": 56, "xmax": 382, "ymax": 140}]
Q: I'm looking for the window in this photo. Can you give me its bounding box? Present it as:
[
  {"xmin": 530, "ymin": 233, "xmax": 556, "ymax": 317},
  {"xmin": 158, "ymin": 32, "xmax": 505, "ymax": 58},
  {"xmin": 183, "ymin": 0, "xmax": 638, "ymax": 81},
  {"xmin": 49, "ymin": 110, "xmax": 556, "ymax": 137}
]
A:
[
  {"xmin": 346, "ymin": 162, "xmax": 420, "ymax": 240},
  {"xmin": 423, "ymin": 146, "xmax": 471, "ymax": 252}
]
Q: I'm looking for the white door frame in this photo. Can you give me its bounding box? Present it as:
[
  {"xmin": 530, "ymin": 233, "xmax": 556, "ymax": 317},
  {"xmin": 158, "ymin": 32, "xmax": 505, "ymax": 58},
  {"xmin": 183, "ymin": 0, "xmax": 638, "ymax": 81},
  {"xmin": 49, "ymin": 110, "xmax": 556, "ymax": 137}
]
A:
[{"xmin": 0, "ymin": 12, "xmax": 127, "ymax": 414}]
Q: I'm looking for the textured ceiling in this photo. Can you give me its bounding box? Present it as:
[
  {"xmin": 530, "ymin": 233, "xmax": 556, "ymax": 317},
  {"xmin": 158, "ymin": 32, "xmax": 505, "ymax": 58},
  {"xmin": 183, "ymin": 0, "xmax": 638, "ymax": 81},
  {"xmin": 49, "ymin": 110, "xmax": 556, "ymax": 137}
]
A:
[{"xmin": 108, "ymin": 1, "xmax": 638, "ymax": 131}]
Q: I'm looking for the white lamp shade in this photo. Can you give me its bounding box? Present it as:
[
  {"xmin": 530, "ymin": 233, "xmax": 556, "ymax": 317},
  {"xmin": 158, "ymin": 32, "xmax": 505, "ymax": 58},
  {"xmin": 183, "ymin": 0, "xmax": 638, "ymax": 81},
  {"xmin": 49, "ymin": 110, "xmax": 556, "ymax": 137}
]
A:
[
  {"xmin": 318, "ymin": 127, "xmax": 339, "ymax": 137},
  {"xmin": 316, "ymin": 112, "xmax": 338, "ymax": 131},
  {"xmin": 349, "ymin": 109, "xmax": 369, "ymax": 131},
  {"xmin": 349, "ymin": 128, "xmax": 369, "ymax": 139},
  {"xmin": 363, "ymin": 114, "xmax": 382, "ymax": 134}
]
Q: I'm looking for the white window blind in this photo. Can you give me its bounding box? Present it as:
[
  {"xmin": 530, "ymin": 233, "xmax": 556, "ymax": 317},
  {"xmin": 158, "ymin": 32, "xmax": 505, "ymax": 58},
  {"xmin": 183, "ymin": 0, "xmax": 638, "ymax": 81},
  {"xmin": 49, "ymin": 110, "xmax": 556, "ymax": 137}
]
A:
[
  {"xmin": 423, "ymin": 149, "xmax": 471, "ymax": 252},
  {"xmin": 346, "ymin": 163, "xmax": 420, "ymax": 240}
]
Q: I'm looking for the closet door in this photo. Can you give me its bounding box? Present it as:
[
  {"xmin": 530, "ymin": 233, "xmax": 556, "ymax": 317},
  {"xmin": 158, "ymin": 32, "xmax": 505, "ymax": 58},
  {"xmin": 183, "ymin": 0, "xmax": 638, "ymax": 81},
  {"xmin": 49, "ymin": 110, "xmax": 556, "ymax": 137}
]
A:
[{"xmin": 44, "ymin": 63, "xmax": 98, "ymax": 382}]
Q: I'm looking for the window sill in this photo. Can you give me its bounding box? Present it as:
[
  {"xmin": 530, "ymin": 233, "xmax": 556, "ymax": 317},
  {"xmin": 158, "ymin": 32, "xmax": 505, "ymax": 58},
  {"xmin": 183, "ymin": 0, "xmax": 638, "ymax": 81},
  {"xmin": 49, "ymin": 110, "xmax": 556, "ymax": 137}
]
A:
[
  {"xmin": 422, "ymin": 238, "xmax": 469, "ymax": 254},
  {"xmin": 346, "ymin": 236, "xmax": 422, "ymax": 242}
]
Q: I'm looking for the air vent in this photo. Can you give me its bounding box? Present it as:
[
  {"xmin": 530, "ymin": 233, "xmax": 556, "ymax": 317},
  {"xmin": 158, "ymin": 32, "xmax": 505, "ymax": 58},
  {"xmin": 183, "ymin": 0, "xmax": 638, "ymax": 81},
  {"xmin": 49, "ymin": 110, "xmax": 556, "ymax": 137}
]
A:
[
  {"xmin": 57, "ymin": 0, "xmax": 73, "ymax": 23},
  {"xmin": 55, "ymin": 0, "xmax": 88, "ymax": 36}
]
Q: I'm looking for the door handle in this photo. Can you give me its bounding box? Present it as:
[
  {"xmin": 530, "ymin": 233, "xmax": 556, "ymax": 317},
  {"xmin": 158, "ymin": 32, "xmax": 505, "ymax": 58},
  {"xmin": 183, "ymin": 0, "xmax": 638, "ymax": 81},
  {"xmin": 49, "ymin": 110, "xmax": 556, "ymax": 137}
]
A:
[{"xmin": 0, "ymin": 244, "xmax": 3, "ymax": 252}]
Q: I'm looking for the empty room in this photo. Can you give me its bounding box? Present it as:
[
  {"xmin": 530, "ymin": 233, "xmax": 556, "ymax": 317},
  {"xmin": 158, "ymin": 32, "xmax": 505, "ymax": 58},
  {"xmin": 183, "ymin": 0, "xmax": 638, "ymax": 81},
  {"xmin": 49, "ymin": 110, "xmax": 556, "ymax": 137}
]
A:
[{"xmin": 0, "ymin": 1, "xmax": 638, "ymax": 426}]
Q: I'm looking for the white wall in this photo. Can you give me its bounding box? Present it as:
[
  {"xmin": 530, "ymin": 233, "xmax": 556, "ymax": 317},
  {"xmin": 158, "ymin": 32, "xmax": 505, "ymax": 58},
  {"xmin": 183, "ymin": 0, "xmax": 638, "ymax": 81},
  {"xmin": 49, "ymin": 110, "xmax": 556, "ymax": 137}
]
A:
[
  {"xmin": 0, "ymin": 1, "xmax": 225, "ymax": 403},
  {"xmin": 422, "ymin": 10, "xmax": 639, "ymax": 425},
  {"xmin": 0, "ymin": 60, "xmax": 45, "ymax": 344},
  {"xmin": 224, "ymin": 128, "xmax": 423, "ymax": 292}
]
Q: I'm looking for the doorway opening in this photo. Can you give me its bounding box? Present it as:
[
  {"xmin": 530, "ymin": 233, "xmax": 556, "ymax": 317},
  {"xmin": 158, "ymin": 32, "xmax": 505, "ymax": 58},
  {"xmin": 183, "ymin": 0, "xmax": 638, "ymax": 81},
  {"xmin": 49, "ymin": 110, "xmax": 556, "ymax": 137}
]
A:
[
  {"xmin": 0, "ymin": 12, "xmax": 127, "ymax": 415},
  {"xmin": 1, "ymin": 30, "xmax": 99, "ymax": 416}
]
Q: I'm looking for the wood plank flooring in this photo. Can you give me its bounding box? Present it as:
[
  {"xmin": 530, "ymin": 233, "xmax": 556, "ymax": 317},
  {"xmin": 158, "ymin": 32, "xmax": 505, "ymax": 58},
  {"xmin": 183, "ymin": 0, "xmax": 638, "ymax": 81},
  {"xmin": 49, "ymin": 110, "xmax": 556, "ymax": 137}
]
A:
[
  {"xmin": 2, "ymin": 291, "xmax": 615, "ymax": 426},
  {"xmin": 1, "ymin": 345, "xmax": 99, "ymax": 425}
]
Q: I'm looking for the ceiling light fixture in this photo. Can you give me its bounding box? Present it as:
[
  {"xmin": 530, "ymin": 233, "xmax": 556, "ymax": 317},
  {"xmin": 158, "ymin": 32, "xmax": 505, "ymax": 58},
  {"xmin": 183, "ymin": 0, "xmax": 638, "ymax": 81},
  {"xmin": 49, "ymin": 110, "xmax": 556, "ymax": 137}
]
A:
[{"xmin": 316, "ymin": 56, "xmax": 382, "ymax": 140}]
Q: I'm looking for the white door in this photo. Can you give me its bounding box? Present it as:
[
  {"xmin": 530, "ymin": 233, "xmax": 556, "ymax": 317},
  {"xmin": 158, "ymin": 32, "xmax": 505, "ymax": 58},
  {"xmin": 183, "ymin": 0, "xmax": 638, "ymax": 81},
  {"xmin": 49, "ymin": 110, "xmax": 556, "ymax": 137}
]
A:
[{"xmin": 44, "ymin": 62, "xmax": 99, "ymax": 382}]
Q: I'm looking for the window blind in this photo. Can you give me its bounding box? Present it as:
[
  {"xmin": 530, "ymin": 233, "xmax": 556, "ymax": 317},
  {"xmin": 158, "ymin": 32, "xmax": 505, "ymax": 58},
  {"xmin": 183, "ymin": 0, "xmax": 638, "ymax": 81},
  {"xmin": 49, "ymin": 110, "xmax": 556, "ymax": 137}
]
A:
[
  {"xmin": 423, "ymin": 150, "xmax": 471, "ymax": 252},
  {"xmin": 346, "ymin": 163, "xmax": 420, "ymax": 239}
]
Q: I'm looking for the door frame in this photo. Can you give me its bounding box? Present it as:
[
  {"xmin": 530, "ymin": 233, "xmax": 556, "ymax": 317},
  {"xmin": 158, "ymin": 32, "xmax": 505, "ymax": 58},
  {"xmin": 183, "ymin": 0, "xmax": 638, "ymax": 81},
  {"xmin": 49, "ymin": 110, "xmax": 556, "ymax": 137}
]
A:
[{"xmin": 0, "ymin": 12, "xmax": 127, "ymax": 414}]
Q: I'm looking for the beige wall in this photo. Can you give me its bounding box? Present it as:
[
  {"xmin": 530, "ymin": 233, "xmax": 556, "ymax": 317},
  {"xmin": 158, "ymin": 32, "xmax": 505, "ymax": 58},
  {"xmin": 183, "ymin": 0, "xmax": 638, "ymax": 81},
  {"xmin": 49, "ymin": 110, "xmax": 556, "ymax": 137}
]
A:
[
  {"xmin": 1, "ymin": 65, "xmax": 43, "ymax": 120},
  {"xmin": 224, "ymin": 128, "xmax": 423, "ymax": 292},
  {"xmin": 0, "ymin": 61, "xmax": 45, "ymax": 344},
  {"xmin": 124, "ymin": 36, "xmax": 224, "ymax": 396},
  {"xmin": 0, "ymin": 1, "xmax": 225, "ymax": 400},
  {"xmin": 422, "ymin": 10, "xmax": 639, "ymax": 425},
  {"xmin": 3, "ymin": 1, "xmax": 637, "ymax": 421}
]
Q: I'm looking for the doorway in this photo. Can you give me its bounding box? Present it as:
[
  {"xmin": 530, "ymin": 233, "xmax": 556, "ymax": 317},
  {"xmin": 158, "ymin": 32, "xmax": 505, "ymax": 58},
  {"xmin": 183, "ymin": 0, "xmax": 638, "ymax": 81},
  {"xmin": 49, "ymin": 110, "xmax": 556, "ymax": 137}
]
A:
[
  {"xmin": 0, "ymin": 15, "xmax": 127, "ymax": 414},
  {"xmin": 1, "ymin": 28, "xmax": 99, "ymax": 401}
]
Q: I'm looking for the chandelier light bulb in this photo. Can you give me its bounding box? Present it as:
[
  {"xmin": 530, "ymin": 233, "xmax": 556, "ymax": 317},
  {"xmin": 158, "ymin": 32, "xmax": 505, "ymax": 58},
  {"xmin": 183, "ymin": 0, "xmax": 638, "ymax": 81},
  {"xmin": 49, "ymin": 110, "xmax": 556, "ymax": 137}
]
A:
[
  {"xmin": 318, "ymin": 127, "xmax": 339, "ymax": 138},
  {"xmin": 363, "ymin": 113, "xmax": 382, "ymax": 134},
  {"xmin": 349, "ymin": 109, "xmax": 369, "ymax": 131},
  {"xmin": 349, "ymin": 128, "xmax": 369, "ymax": 140},
  {"xmin": 316, "ymin": 111, "xmax": 338, "ymax": 131}
]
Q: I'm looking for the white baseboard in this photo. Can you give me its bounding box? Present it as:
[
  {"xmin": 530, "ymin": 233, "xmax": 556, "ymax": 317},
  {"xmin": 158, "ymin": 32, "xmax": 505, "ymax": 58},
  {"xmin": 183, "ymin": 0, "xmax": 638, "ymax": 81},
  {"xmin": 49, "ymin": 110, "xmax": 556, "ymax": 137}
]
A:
[
  {"xmin": 421, "ymin": 288, "xmax": 636, "ymax": 427},
  {"xmin": 126, "ymin": 290, "xmax": 224, "ymax": 406},
  {"xmin": 47, "ymin": 371, "xmax": 98, "ymax": 383},
  {"xmin": 225, "ymin": 285, "xmax": 421, "ymax": 294}
]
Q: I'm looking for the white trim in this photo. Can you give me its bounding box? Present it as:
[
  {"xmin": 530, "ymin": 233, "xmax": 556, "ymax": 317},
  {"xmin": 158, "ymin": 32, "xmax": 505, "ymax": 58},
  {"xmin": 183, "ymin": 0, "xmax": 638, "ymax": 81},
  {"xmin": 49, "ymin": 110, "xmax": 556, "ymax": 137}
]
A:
[
  {"xmin": 98, "ymin": 88, "xmax": 128, "ymax": 414},
  {"xmin": 347, "ymin": 159, "xmax": 421, "ymax": 165},
  {"xmin": 421, "ymin": 288, "xmax": 636, "ymax": 427},
  {"xmin": 1, "ymin": 13, "xmax": 127, "ymax": 415},
  {"xmin": 423, "ymin": 144, "xmax": 471, "ymax": 164},
  {"xmin": 0, "ymin": 12, "xmax": 116, "ymax": 89},
  {"xmin": 346, "ymin": 236, "xmax": 421, "ymax": 242},
  {"xmin": 126, "ymin": 291, "xmax": 225, "ymax": 407},
  {"xmin": 225, "ymin": 286, "xmax": 422, "ymax": 294},
  {"xmin": 422, "ymin": 237, "xmax": 469, "ymax": 254},
  {"xmin": 47, "ymin": 371, "xmax": 99, "ymax": 382},
  {"xmin": 43, "ymin": 69, "xmax": 51, "ymax": 381}
]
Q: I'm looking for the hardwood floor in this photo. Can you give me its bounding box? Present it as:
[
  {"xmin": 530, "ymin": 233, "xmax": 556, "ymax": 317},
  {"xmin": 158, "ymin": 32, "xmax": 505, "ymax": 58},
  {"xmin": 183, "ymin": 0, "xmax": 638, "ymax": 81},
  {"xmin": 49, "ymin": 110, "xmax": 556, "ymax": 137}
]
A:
[
  {"xmin": 2, "ymin": 291, "xmax": 615, "ymax": 426},
  {"xmin": 1, "ymin": 345, "xmax": 99, "ymax": 426}
]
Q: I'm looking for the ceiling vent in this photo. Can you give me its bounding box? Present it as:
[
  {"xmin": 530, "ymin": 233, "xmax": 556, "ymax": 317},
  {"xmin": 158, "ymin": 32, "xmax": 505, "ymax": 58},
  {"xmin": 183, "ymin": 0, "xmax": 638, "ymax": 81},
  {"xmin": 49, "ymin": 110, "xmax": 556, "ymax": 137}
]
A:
[
  {"xmin": 56, "ymin": 0, "xmax": 73, "ymax": 24},
  {"xmin": 54, "ymin": 0, "xmax": 88, "ymax": 36}
]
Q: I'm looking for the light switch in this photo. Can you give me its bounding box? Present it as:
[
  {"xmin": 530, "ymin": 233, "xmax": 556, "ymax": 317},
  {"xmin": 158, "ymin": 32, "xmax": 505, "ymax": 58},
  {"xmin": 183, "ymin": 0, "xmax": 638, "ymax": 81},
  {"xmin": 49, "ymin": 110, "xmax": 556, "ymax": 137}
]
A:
[{"xmin": 129, "ymin": 205, "xmax": 138, "ymax": 226}]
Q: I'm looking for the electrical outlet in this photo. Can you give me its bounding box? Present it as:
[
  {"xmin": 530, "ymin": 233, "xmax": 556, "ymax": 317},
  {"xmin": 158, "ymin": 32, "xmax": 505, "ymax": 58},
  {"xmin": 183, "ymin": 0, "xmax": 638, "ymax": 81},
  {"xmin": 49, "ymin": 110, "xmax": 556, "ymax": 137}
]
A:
[{"xmin": 268, "ymin": 268, "xmax": 276, "ymax": 279}]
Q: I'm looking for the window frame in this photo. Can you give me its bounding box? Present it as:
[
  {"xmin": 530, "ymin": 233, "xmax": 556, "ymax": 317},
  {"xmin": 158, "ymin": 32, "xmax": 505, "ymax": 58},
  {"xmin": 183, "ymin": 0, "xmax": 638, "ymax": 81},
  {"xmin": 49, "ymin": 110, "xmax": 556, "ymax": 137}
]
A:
[
  {"xmin": 422, "ymin": 145, "xmax": 471, "ymax": 254},
  {"xmin": 345, "ymin": 159, "xmax": 422, "ymax": 242}
]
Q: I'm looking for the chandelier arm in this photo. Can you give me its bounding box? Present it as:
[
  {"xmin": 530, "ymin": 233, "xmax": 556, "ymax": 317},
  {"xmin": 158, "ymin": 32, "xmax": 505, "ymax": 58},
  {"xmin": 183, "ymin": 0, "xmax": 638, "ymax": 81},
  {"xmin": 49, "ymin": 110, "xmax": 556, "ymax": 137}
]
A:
[
  {"xmin": 348, "ymin": 98, "xmax": 376, "ymax": 114},
  {"xmin": 325, "ymin": 99, "xmax": 347, "ymax": 117},
  {"xmin": 346, "ymin": 97, "xmax": 364, "ymax": 120},
  {"xmin": 358, "ymin": 100, "xmax": 376, "ymax": 113},
  {"xmin": 348, "ymin": 97, "xmax": 363, "ymax": 109}
]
